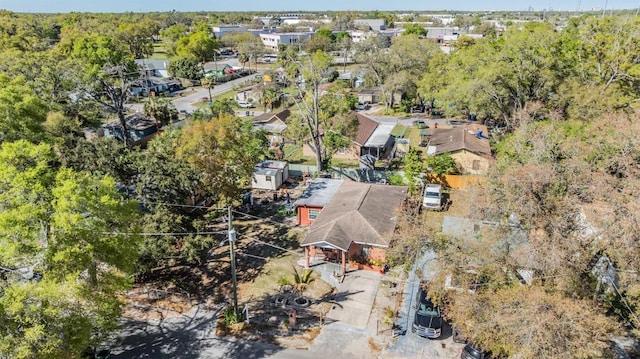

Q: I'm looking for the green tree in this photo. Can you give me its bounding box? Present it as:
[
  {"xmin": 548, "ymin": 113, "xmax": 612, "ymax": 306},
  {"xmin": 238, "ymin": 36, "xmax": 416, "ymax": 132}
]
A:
[
  {"xmin": 167, "ymin": 55, "xmax": 203, "ymax": 80},
  {"xmin": 402, "ymin": 23, "xmax": 427, "ymax": 37},
  {"xmin": 0, "ymin": 75, "xmax": 48, "ymax": 144},
  {"xmin": 402, "ymin": 148, "xmax": 424, "ymax": 195},
  {"xmin": 176, "ymin": 115, "xmax": 268, "ymax": 203},
  {"xmin": 143, "ymin": 96, "xmax": 178, "ymax": 128},
  {"xmin": 0, "ymin": 140, "xmax": 141, "ymax": 358},
  {"xmin": 116, "ymin": 20, "xmax": 157, "ymax": 59},
  {"xmin": 432, "ymin": 22, "xmax": 562, "ymax": 127},
  {"xmin": 176, "ymin": 31, "xmax": 218, "ymax": 63},
  {"xmin": 281, "ymin": 50, "xmax": 359, "ymax": 171},
  {"xmin": 425, "ymin": 152, "xmax": 458, "ymax": 175},
  {"xmin": 160, "ymin": 23, "xmax": 188, "ymax": 57},
  {"xmin": 306, "ymin": 29, "xmax": 334, "ymax": 53},
  {"xmin": 260, "ymin": 86, "xmax": 283, "ymax": 111}
]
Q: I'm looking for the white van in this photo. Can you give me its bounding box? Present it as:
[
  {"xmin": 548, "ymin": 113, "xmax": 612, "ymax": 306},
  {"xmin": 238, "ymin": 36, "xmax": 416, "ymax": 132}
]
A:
[
  {"xmin": 237, "ymin": 100, "xmax": 254, "ymax": 108},
  {"xmin": 422, "ymin": 184, "xmax": 443, "ymax": 210}
]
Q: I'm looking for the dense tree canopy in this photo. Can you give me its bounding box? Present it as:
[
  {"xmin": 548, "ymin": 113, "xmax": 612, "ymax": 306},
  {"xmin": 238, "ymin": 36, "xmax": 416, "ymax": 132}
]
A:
[{"xmin": 0, "ymin": 140, "xmax": 141, "ymax": 358}]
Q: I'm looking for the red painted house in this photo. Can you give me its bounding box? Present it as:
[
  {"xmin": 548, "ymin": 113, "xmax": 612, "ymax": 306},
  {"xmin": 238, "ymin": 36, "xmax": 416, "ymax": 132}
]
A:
[{"xmin": 293, "ymin": 178, "xmax": 344, "ymax": 226}]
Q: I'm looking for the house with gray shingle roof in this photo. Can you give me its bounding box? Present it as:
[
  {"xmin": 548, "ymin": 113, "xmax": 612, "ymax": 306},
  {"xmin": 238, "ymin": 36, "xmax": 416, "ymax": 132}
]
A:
[
  {"xmin": 425, "ymin": 124, "xmax": 493, "ymax": 175},
  {"xmin": 301, "ymin": 181, "xmax": 407, "ymax": 274}
]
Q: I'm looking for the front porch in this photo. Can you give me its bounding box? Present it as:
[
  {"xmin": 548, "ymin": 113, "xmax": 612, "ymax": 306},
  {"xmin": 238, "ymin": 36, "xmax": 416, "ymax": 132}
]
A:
[{"xmin": 303, "ymin": 242, "xmax": 387, "ymax": 276}]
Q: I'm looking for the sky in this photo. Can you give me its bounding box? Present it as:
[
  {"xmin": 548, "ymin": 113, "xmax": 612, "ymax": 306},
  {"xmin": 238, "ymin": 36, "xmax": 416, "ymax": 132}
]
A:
[{"xmin": 1, "ymin": 0, "xmax": 639, "ymax": 13}]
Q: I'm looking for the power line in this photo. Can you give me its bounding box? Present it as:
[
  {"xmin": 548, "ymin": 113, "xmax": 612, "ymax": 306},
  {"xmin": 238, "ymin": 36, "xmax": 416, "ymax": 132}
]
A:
[
  {"xmin": 102, "ymin": 231, "xmax": 227, "ymax": 236},
  {"xmin": 610, "ymin": 280, "xmax": 639, "ymax": 329},
  {"xmin": 142, "ymin": 201, "xmax": 228, "ymax": 211},
  {"xmin": 237, "ymin": 233, "xmax": 300, "ymax": 256},
  {"xmin": 232, "ymin": 209, "xmax": 297, "ymax": 227},
  {"xmin": 237, "ymin": 252, "xmax": 269, "ymax": 261}
]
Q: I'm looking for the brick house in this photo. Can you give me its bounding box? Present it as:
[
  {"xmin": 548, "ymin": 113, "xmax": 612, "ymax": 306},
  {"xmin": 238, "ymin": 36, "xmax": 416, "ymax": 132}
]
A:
[
  {"xmin": 293, "ymin": 178, "xmax": 344, "ymax": 226},
  {"xmin": 300, "ymin": 181, "xmax": 407, "ymax": 275}
]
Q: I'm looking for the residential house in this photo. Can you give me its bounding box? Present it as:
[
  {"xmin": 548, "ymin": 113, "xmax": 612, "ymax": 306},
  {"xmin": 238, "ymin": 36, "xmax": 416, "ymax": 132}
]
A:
[
  {"xmin": 425, "ymin": 124, "xmax": 493, "ymax": 175},
  {"xmin": 251, "ymin": 109, "xmax": 290, "ymax": 146},
  {"xmin": 101, "ymin": 114, "xmax": 158, "ymax": 147},
  {"xmin": 130, "ymin": 77, "xmax": 182, "ymax": 97},
  {"xmin": 301, "ymin": 181, "xmax": 407, "ymax": 274},
  {"xmin": 135, "ymin": 59, "xmax": 169, "ymax": 78},
  {"xmin": 251, "ymin": 160, "xmax": 289, "ymax": 191},
  {"xmin": 356, "ymin": 86, "xmax": 402, "ymax": 105},
  {"xmin": 294, "ymin": 178, "xmax": 344, "ymax": 226},
  {"xmin": 302, "ymin": 112, "xmax": 394, "ymax": 162}
]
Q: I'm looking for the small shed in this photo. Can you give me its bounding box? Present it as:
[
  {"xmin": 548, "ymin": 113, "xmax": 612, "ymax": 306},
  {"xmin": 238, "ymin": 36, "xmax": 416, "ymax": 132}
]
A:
[{"xmin": 251, "ymin": 160, "xmax": 290, "ymax": 191}]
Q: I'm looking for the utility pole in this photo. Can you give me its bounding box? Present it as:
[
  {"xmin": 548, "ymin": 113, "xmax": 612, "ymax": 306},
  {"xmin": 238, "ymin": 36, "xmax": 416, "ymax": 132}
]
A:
[{"xmin": 227, "ymin": 206, "xmax": 239, "ymax": 320}]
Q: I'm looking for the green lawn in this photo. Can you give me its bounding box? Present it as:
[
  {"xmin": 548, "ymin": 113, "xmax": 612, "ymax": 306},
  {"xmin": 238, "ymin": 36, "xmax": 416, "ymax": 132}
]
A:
[
  {"xmin": 404, "ymin": 127, "xmax": 428, "ymax": 155},
  {"xmin": 390, "ymin": 124, "xmax": 408, "ymax": 137},
  {"xmin": 150, "ymin": 42, "xmax": 169, "ymax": 60}
]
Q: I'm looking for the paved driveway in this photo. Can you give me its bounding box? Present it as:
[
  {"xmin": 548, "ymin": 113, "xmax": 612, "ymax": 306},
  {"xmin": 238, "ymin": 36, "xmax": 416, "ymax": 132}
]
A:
[{"xmin": 381, "ymin": 250, "xmax": 464, "ymax": 359}]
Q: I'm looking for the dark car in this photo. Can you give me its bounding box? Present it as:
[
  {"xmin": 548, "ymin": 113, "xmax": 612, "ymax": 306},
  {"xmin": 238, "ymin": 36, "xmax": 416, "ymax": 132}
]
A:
[
  {"xmin": 412, "ymin": 288, "xmax": 442, "ymax": 338},
  {"xmin": 461, "ymin": 343, "xmax": 491, "ymax": 359}
]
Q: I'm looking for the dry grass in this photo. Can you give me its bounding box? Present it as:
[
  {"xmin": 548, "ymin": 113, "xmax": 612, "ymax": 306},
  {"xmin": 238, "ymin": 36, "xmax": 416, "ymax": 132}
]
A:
[
  {"xmin": 420, "ymin": 188, "xmax": 475, "ymax": 233},
  {"xmin": 368, "ymin": 337, "xmax": 383, "ymax": 352}
]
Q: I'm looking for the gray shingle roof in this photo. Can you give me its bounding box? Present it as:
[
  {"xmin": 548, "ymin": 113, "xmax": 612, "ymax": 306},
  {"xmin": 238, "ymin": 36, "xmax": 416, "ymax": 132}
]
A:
[
  {"xmin": 301, "ymin": 181, "xmax": 407, "ymax": 251},
  {"xmin": 428, "ymin": 124, "xmax": 491, "ymax": 157}
]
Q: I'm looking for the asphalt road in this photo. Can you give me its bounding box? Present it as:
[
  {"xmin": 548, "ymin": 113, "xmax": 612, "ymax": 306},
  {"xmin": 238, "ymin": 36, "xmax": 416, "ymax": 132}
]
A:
[
  {"xmin": 127, "ymin": 58, "xmax": 265, "ymax": 114},
  {"xmin": 110, "ymin": 306, "xmax": 286, "ymax": 359}
]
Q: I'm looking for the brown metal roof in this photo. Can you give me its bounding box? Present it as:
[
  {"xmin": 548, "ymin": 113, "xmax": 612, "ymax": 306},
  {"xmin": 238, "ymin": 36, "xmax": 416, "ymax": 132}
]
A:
[
  {"xmin": 427, "ymin": 124, "xmax": 491, "ymax": 157},
  {"xmin": 300, "ymin": 181, "xmax": 407, "ymax": 251},
  {"xmin": 354, "ymin": 112, "xmax": 379, "ymax": 146}
]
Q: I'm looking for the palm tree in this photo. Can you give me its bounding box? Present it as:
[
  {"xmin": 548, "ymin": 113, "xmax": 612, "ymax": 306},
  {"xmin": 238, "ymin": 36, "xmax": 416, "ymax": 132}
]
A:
[
  {"xmin": 238, "ymin": 53, "xmax": 249, "ymax": 72},
  {"xmin": 292, "ymin": 266, "xmax": 314, "ymax": 297},
  {"xmin": 260, "ymin": 86, "xmax": 282, "ymax": 111},
  {"xmin": 143, "ymin": 96, "xmax": 178, "ymax": 128},
  {"xmin": 201, "ymin": 76, "xmax": 214, "ymax": 102}
]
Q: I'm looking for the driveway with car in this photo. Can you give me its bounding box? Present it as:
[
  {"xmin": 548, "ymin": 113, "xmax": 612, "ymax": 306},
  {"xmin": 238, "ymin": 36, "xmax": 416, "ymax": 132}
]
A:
[{"xmin": 381, "ymin": 250, "xmax": 464, "ymax": 359}]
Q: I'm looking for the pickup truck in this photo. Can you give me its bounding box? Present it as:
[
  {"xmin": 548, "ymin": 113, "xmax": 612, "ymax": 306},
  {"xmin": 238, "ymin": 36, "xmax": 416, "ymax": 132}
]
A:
[{"xmin": 422, "ymin": 184, "xmax": 443, "ymax": 211}]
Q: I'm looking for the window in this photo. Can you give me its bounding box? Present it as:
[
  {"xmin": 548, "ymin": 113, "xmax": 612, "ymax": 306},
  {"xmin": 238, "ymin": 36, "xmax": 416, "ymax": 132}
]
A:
[
  {"xmin": 338, "ymin": 147, "xmax": 347, "ymax": 155},
  {"xmin": 265, "ymin": 175, "xmax": 272, "ymax": 182},
  {"xmin": 308, "ymin": 209, "xmax": 320, "ymax": 220},
  {"xmin": 472, "ymin": 160, "xmax": 481, "ymax": 171},
  {"xmin": 361, "ymin": 245, "xmax": 371, "ymax": 258}
]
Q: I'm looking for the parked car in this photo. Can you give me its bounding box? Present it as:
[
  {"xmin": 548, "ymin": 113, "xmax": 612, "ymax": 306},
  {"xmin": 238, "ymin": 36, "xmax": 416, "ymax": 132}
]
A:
[
  {"xmin": 412, "ymin": 120, "xmax": 427, "ymax": 128},
  {"xmin": 412, "ymin": 287, "xmax": 442, "ymax": 338},
  {"xmin": 461, "ymin": 343, "xmax": 491, "ymax": 359},
  {"xmin": 356, "ymin": 102, "xmax": 370, "ymax": 111},
  {"xmin": 237, "ymin": 100, "xmax": 255, "ymax": 108}
]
